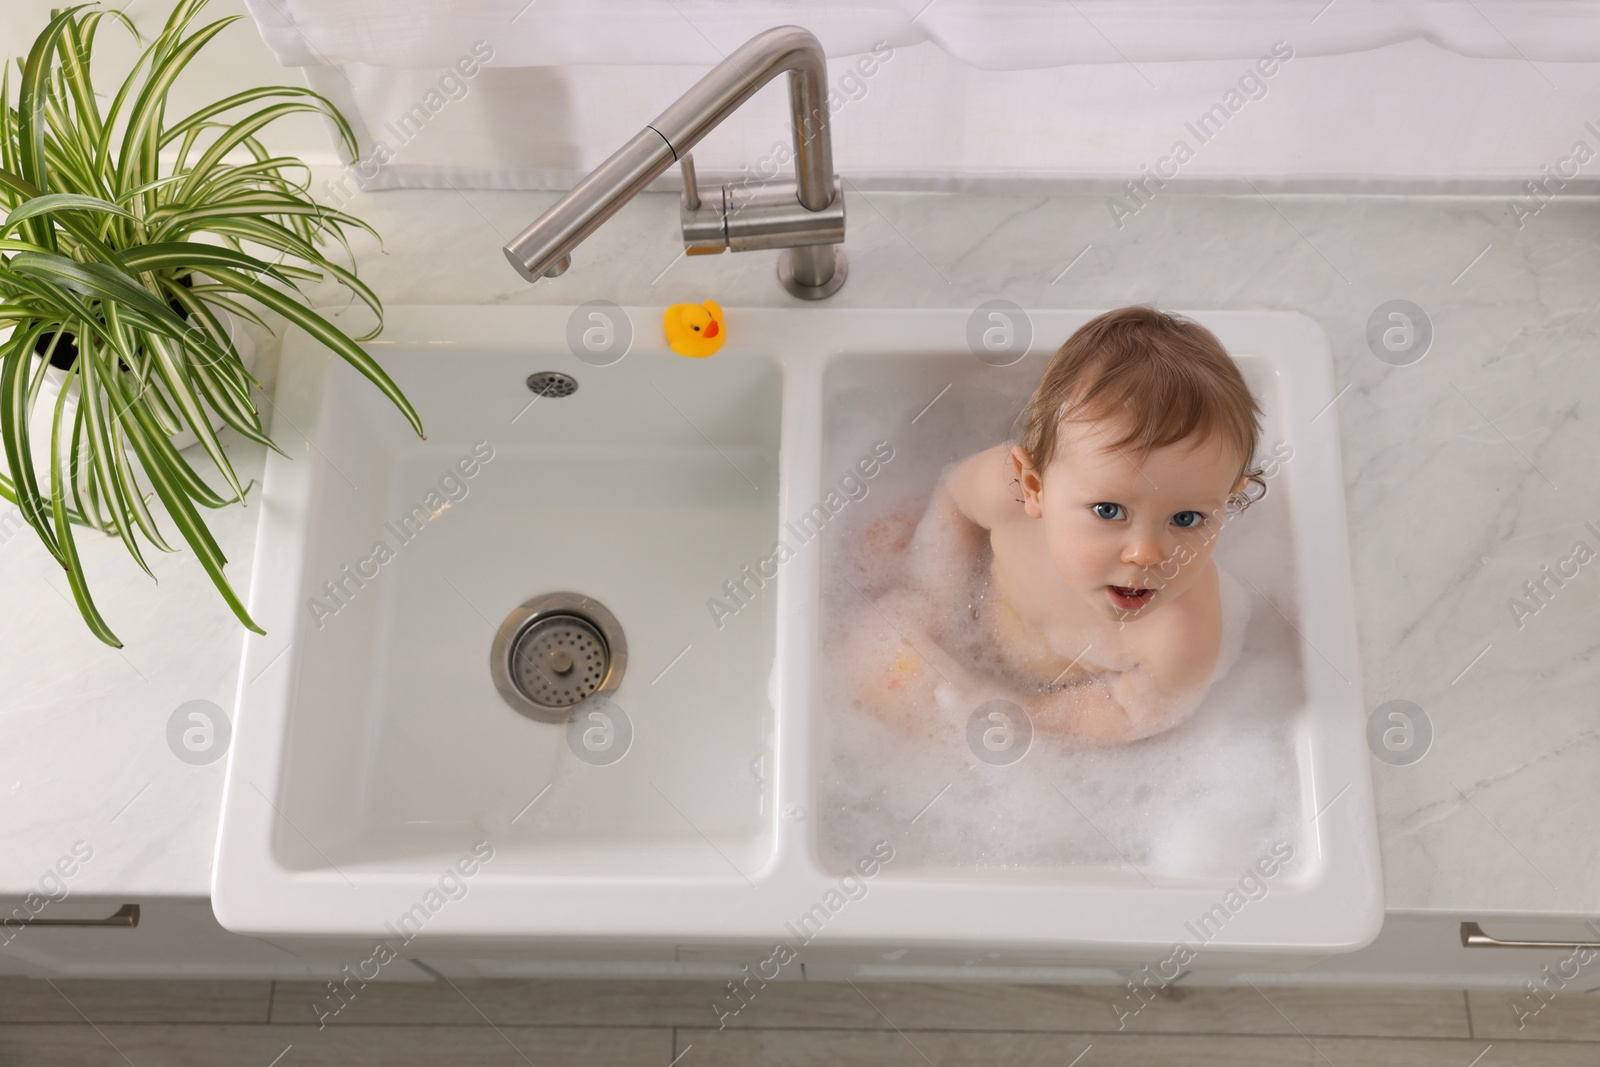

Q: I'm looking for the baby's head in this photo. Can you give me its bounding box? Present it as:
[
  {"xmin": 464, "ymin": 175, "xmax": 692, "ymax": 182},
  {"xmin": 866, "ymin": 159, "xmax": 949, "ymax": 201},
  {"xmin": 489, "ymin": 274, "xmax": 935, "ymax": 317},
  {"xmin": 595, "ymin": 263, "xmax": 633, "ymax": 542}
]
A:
[{"xmin": 1009, "ymin": 306, "xmax": 1264, "ymax": 622}]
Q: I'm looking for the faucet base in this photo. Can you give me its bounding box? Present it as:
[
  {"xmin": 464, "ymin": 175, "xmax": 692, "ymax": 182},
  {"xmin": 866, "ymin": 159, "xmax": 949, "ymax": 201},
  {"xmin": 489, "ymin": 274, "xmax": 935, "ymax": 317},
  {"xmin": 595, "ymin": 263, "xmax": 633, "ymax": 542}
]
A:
[{"xmin": 778, "ymin": 246, "xmax": 848, "ymax": 300}]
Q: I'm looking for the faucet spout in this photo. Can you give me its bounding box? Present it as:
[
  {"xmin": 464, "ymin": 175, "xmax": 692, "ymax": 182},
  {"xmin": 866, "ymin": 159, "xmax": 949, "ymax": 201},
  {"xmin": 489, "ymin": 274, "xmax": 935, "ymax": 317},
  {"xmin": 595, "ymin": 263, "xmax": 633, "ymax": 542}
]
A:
[
  {"xmin": 646, "ymin": 25, "xmax": 834, "ymax": 212},
  {"xmin": 503, "ymin": 25, "xmax": 845, "ymax": 297}
]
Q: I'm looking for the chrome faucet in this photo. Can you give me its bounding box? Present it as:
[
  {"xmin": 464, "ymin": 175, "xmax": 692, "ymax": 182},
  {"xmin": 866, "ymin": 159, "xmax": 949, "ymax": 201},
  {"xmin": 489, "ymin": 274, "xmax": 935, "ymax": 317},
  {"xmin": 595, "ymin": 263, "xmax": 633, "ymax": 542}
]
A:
[{"xmin": 502, "ymin": 25, "xmax": 847, "ymax": 299}]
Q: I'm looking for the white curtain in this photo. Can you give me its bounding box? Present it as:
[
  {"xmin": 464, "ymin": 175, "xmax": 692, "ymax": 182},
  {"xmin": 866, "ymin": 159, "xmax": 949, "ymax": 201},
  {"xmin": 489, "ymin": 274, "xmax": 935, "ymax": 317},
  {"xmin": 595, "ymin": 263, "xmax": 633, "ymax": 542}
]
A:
[{"xmin": 241, "ymin": 0, "xmax": 1600, "ymax": 191}]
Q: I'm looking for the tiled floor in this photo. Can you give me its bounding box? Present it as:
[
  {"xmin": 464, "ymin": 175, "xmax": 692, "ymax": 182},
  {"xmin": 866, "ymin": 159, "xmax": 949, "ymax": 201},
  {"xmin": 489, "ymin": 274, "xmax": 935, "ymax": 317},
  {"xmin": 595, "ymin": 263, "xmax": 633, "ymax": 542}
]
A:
[{"xmin": 1, "ymin": 976, "xmax": 1597, "ymax": 1065}]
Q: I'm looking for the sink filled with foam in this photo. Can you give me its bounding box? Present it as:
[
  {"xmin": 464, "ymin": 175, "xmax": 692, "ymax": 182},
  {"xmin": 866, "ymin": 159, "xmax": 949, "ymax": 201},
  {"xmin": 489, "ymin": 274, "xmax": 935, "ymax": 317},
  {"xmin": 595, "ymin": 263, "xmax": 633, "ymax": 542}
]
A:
[
  {"xmin": 815, "ymin": 350, "xmax": 1305, "ymax": 880},
  {"xmin": 215, "ymin": 307, "xmax": 1380, "ymax": 967}
]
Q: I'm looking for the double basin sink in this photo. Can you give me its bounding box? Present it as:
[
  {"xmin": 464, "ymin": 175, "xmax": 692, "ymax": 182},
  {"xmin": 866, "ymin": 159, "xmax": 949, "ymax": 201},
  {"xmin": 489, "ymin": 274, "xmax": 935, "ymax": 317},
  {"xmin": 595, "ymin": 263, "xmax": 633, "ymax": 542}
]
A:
[{"xmin": 214, "ymin": 305, "xmax": 1381, "ymax": 968}]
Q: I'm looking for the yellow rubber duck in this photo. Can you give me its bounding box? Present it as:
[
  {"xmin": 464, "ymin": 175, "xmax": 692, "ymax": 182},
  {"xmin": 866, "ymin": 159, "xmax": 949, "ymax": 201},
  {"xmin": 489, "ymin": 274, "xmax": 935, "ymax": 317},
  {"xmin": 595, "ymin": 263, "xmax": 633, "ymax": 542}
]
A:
[{"xmin": 663, "ymin": 300, "xmax": 726, "ymax": 358}]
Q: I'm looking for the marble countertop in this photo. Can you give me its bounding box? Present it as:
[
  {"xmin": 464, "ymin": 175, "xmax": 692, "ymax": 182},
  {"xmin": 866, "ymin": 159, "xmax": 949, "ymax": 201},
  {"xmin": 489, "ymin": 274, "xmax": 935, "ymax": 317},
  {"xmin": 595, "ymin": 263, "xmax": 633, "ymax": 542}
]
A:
[{"xmin": 2, "ymin": 178, "xmax": 1596, "ymax": 918}]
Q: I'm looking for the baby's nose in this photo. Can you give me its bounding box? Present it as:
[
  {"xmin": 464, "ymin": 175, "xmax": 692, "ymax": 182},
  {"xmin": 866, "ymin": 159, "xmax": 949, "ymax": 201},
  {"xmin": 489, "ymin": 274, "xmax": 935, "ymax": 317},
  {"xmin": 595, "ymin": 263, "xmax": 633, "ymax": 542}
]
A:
[{"xmin": 1122, "ymin": 536, "xmax": 1167, "ymax": 568}]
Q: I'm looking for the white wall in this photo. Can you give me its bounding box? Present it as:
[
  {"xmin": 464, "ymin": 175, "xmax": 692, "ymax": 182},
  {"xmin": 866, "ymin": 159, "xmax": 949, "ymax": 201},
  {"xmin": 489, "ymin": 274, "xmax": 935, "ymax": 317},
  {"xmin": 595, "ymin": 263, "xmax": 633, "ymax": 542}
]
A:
[
  {"xmin": 7, "ymin": 1, "xmax": 1600, "ymax": 196},
  {"xmin": 232, "ymin": 0, "xmax": 1600, "ymax": 194},
  {"xmin": 0, "ymin": 0, "xmax": 334, "ymax": 164},
  {"xmin": 295, "ymin": 38, "xmax": 1600, "ymax": 196}
]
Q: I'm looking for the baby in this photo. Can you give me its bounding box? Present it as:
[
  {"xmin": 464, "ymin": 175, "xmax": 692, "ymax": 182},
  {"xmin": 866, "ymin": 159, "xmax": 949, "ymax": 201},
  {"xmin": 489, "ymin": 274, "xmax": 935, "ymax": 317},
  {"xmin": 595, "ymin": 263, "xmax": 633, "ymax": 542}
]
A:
[{"xmin": 854, "ymin": 306, "xmax": 1265, "ymax": 745}]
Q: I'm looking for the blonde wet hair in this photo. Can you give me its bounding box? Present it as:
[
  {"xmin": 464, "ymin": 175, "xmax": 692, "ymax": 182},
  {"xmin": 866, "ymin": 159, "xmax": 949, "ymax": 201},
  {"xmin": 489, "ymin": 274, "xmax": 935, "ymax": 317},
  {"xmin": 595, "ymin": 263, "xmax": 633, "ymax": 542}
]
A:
[{"xmin": 1014, "ymin": 305, "xmax": 1268, "ymax": 511}]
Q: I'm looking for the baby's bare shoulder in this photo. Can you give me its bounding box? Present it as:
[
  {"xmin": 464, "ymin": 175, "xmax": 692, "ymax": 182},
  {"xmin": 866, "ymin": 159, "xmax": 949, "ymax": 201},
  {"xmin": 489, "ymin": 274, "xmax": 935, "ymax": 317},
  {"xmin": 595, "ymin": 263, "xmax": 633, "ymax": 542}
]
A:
[
  {"xmin": 944, "ymin": 444, "xmax": 1022, "ymax": 530},
  {"xmin": 1130, "ymin": 562, "xmax": 1226, "ymax": 692}
]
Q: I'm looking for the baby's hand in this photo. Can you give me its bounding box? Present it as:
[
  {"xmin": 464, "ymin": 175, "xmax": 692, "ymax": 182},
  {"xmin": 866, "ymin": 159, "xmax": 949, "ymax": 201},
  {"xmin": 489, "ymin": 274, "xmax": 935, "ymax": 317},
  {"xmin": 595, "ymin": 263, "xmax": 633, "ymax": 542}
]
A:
[
  {"xmin": 1108, "ymin": 667, "xmax": 1203, "ymax": 741},
  {"xmin": 1023, "ymin": 665, "xmax": 1203, "ymax": 746}
]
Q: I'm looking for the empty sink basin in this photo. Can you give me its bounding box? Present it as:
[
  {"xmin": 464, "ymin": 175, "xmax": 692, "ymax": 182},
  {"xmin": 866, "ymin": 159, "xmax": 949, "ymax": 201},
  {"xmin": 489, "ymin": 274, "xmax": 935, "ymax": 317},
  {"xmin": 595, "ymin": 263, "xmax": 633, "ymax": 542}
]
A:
[{"xmin": 217, "ymin": 307, "xmax": 783, "ymax": 949}]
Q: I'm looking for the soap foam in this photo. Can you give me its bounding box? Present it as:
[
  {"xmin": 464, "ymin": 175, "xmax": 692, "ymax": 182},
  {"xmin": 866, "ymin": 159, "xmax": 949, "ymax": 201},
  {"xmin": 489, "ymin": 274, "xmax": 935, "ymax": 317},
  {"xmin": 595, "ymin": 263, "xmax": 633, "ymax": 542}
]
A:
[{"xmin": 815, "ymin": 371, "xmax": 1306, "ymax": 882}]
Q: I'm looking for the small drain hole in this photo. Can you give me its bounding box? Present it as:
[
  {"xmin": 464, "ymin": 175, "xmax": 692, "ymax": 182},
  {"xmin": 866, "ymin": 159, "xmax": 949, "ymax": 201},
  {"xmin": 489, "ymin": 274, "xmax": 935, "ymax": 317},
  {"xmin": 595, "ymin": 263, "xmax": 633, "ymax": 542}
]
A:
[{"xmin": 526, "ymin": 371, "xmax": 577, "ymax": 398}]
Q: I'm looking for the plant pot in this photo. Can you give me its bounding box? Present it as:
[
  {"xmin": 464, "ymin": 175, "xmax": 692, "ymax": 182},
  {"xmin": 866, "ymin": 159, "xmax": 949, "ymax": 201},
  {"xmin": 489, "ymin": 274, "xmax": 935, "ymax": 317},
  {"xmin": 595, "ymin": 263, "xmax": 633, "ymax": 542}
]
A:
[{"xmin": 27, "ymin": 301, "xmax": 257, "ymax": 456}]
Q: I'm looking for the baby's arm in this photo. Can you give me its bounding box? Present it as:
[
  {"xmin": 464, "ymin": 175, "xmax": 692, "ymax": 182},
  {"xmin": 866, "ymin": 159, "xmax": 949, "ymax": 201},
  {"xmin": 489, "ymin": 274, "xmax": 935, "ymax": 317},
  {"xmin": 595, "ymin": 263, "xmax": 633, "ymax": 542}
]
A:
[
  {"xmin": 852, "ymin": 449, "xmax": 1018, "ymax": 730},
  {"xmin": 903, "ymin": 445, "xmax": 1015, "ymax": 599},
  {"xmin": 1028, "ymin": 580, "xmax": 1224, "ymax": 744}
]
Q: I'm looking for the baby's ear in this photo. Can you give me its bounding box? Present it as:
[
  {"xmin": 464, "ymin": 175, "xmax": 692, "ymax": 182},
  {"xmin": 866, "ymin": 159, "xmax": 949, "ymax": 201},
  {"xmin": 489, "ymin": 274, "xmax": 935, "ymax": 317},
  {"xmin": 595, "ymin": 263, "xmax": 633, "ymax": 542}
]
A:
[{"xmin": 1009, "ymin": 445, "xmax": 1045, "ymax": 517}]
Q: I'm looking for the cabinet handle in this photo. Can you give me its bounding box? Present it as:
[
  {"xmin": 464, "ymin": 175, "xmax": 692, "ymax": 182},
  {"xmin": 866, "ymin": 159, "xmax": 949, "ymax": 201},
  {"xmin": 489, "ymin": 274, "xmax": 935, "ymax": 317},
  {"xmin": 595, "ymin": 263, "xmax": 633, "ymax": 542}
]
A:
[
  {"xmin": 1460, "ymin": 921, "xmax": 1600, "ymax": 949},
  {"xmin": 0, "ymin": 904, "xmax": 139, "ymax": 929}
]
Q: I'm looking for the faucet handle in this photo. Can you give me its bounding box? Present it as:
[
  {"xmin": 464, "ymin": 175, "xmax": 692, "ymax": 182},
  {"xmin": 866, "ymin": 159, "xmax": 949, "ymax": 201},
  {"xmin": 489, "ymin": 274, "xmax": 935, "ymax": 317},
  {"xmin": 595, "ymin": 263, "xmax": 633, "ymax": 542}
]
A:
[
  {"xmin": 681, "ymin": 154, "xmax": 702, "ymax": 211},
  {"xmin": 680, "ymin": 153, "xmax": 726, "ymax": 256}
]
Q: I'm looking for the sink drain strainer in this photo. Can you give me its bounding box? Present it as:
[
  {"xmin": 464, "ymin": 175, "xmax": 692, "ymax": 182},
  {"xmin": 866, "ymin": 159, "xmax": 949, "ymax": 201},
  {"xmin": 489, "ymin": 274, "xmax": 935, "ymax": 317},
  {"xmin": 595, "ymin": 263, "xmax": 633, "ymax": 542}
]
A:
[
  {"xmin": 490, "ymin": 593, "xmax": 627, "ymax": 723},
  {"xmin": 526, "ymin": 371, "xmax": 577, "ymax": 398}
]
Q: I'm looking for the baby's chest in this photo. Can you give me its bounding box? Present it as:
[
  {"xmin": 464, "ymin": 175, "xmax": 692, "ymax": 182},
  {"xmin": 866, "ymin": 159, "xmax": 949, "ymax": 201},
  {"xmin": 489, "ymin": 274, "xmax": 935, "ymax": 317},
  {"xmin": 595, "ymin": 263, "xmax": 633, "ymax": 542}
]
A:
[
  {"xmin": 987, "ymin": 569, "xmax": 1138, "ymax": 673},
  {"xmin": 1073, "ymin": 623, "xmax": 1144, "ymax": 673}
]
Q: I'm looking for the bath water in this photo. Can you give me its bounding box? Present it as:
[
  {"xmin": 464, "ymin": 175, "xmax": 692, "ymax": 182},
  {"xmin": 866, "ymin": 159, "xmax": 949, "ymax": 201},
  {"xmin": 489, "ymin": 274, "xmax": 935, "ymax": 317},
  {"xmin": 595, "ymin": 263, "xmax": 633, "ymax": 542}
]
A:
[{"xmin": 815, "ymin": 358, "xmax": 1306, "ymax": 881}]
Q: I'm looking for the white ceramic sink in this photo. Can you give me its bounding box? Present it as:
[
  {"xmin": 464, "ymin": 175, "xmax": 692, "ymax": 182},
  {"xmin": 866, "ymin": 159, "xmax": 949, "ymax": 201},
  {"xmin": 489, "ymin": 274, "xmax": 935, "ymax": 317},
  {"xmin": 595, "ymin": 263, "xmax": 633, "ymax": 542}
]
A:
[{"xmin": 215, "ymin": 306, "xmax": 1382, "ymax": 966}]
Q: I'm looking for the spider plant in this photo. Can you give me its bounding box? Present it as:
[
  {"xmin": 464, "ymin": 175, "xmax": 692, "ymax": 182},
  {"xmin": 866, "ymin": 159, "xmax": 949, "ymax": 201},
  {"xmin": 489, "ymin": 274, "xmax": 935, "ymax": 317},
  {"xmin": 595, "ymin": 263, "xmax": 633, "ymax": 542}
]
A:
[{"xmin": 0, "ymin": 0, "xmax": 422, "ymax": 647}]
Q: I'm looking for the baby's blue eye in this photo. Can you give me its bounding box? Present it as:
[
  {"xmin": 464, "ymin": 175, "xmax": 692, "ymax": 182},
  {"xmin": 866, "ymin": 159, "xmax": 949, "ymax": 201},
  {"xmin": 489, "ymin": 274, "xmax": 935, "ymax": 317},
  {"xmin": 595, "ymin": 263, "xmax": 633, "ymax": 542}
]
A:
[
  {"xmin": 1093, "ymin": 502, "xmax": 1124, "ymax": 521},
  {"xmin": 1172, "ymin": 511, "xmax": 1204, "ymax": 529}
]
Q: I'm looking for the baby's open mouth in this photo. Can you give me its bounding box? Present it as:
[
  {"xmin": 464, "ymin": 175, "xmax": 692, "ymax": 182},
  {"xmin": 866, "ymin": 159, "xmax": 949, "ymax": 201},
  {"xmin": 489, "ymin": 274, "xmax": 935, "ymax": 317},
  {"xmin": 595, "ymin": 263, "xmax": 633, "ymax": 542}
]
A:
[{"xmin": 1107, "ymin": 585, "xmax": 1154, "ymax": 611}]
